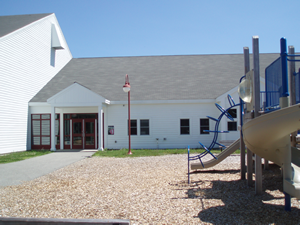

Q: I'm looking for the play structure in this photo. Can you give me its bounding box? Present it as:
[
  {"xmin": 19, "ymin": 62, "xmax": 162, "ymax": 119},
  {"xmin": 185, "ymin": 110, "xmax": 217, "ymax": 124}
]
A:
[{"xmin": 189, "ymin": 37, "xmax": 300, "ymax": 211}]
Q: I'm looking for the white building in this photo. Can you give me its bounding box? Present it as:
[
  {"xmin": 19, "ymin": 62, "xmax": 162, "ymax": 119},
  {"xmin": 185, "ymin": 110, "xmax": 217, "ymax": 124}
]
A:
[
  {"xmin": 0, "ymin": 13, "xmax": 72, "ymax": 154},
  {"xmin": 0, "ymin": 13, "xmax": 279, "ymax": 154}
]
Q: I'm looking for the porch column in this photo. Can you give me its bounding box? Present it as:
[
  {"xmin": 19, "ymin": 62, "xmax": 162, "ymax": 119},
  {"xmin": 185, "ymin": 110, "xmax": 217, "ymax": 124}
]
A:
[
  {"xmin": 98, "ymin": 104, "xmax": 103, "ymax": 150},
  {"xmin": 50, "ymin": 106, "xmax": 56, "ymax": 151}
]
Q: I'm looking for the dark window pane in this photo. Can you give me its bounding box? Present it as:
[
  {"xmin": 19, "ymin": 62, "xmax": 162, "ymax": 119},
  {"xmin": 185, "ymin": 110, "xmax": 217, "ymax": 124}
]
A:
[
  {"xmin": 200, "ymin": 119, "xmax": 209, "ymax": 134},
  {"xmin": 181, "ymin": 127, "xmax": 189, "ymax": 134},
  {"xmin": 180, "ymin": 119, "xmax": 190, "ymax": 135},
  {"xmin": 131, "ymin": 120, "xmax": 137, "ymax": 127},
  {"xmin": 85, "ymin": 122, "xmax": 94, "ymax": 134},
  {"xmin": 200, "ymin": 119, "xmax": 209, "ymax": 126},
  {"xmin": 141, "ymin": 128, "xmax": 149, "ymax": 135},
  {"xmin": 128, "ymin": 120, "xmax": 137, "ymax": 135},
  {"xmin": 180, "ymin": 119, "xmax": 189, "ymax": 126},
  {"xmin": 140, "ymin": 120, "xmax": 149, "ymax": 135},
  {"xmin": 228, "ymin": 121, "xmax": 237, "ymax": 131},
  {"xmin": 228, "ymin": 109, "xmax": 237, "ymax": 118}
]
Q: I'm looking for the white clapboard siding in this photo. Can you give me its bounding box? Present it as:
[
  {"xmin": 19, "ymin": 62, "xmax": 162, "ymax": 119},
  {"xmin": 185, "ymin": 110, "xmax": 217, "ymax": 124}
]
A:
[
  {"xmin": 104, "ymin": 102, "xmax": 222, "ymax": 149},
  {"xmin": 0, "ymin": 14, "xmax": 72, "ymax": 154}
]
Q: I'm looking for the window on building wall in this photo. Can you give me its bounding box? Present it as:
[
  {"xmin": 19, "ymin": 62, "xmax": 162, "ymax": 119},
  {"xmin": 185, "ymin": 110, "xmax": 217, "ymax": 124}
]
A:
[
  {"xmin": 128, "ymin": 120, "xmax": 137, "ymax": 135},
  {"xmin": 228, "ymin": 121, "xmax": 237, "ymax": 131},
  {"xmin": 227, "ymin": 109, "xmax": 237, "ymax": 118},
  {"xmin": 32, "ymin": 114, "xmax": 60, "ymax": 149},
  {"xmin": 140, "ymin": 119, "xmax": 150, "ymax": 135},
  {"xmin": 180, "ymin": 119, "xmax": 190, "ymax": 135},
  {"xmin": 200, "ymin": 118, "xmax": 209, "ymax": 134}
]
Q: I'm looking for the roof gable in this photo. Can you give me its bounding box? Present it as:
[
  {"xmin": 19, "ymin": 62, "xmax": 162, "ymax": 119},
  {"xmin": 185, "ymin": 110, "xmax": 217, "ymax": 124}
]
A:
[
  {"xmin": 0, "ymin": 13, "xmax": 52, "ymax": 38},
  {"xmin": 47, "ymin": 82, "xmax": 106, "ymax": 107}
]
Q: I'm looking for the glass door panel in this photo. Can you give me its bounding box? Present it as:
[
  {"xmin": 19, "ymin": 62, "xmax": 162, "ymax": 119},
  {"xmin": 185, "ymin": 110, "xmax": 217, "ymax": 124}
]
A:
[
  {"xmin": 85, "ymin": 119, "xmax": 95, "ymax": 149},
  {"xmin": 72, "ymin": 119, "xmax": 83, "ymax": 149}
]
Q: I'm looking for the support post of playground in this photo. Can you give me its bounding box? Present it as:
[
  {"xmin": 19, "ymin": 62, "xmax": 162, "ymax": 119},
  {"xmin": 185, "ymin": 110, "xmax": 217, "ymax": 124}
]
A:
[
  {"xmin": 280, "ymin": 37, "xmax": 292, "ymax": 211},
  {"xmin": 243, "ymin": 47, "xmax": 253, "ymax": 186},
  {"xmin": 288, "ymin": 45, "xmax": 297, "ymax": 148},
  {"xmin": 240, "ymin": 47, "xmax": 249, "ymax": 181},
  {"xmin": 253, "ymin": 36, "xmax": 262, "ymax": 195}
]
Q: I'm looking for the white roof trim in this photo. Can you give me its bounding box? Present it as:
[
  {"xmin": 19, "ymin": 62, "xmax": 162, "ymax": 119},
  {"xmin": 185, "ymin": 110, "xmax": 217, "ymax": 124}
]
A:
[
  {"xmin": 47, "ymin": 82, "xmax": 109, "ymax": 107},
  {"xmin": 109, "ymin": 99, "xmax": 216, "ymax": 105}
]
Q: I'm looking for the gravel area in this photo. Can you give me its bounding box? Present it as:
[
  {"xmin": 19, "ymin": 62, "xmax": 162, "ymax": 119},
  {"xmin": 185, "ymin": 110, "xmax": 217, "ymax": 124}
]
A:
[{"xmin": 1, "ymin": 154, "xmax": 300, "ymax": 224}]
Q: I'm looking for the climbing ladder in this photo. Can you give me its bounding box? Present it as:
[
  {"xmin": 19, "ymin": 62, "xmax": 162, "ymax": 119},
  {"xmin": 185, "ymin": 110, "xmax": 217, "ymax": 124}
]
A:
[{"xmin": 188, "ymin": 95, "xmax": 241, "ymax": 183}]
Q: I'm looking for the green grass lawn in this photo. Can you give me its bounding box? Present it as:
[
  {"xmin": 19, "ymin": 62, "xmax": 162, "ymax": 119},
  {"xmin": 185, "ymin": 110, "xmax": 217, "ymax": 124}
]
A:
[
  {"xmin": 93, "ymin": 148, "xmax": 241, "ymax": 158},
  {"xmin": 0, "ymin": 150, "xmax": 52, "ymax": 164}
]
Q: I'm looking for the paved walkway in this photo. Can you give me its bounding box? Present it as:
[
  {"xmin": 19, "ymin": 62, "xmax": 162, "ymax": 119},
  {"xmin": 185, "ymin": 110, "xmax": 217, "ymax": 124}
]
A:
[{"xmin": 0, "ymin": 150, "xmax": 95, "ymax": 187}]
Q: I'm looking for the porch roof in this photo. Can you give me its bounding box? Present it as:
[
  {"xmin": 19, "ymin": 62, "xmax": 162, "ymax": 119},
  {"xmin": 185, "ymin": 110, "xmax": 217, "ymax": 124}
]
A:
[{"xmin": 30, "ymin": 53, "xmax": 279, "ymax": 102}]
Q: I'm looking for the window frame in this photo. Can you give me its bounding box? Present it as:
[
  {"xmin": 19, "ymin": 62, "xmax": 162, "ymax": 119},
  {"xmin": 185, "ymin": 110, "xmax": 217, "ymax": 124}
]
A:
[
  {"xmin": 180, "ymin": 119, "xmax": 190, "ymax": 135},
  {"xmin": 200, "ymin": 118, "xmax": 210, "ymax": 134},
  {"xmin": 227, "ymin": 121, "xmax": 237, "ymax": 131},
  {"xmin": 140, "ymin": 119, "xmax": 150, "ymax": 135},
  {"xmin": 128, "ymin": 119, "xmax": 137, "ymax": 135}
]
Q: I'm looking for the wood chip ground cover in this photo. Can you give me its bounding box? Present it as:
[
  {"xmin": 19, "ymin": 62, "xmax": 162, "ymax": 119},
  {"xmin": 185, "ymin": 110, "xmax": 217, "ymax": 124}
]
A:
[{"xmin": 1, "ymin": 154, "xmax": 300, "ymax": 224}]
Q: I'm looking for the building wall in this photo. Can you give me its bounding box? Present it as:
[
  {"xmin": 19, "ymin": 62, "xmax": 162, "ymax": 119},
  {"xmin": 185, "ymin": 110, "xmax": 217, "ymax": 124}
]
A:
[
  {"xmin": 29, "ymin": 94, "xmax": 243, "ymax": 150},
  {"xmin": 105, "ymin": 102, "xmax": 225, "ymax": 149},
  {"xmin": 0, "ymin": 14, "xmax": 72, "ymax": 154}
]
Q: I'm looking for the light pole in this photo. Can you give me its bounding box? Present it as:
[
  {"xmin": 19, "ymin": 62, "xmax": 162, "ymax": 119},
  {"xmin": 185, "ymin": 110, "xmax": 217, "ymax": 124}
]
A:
[{"xmin": 123, "ymin": 74, "xmax": 132, "ymax": 155}]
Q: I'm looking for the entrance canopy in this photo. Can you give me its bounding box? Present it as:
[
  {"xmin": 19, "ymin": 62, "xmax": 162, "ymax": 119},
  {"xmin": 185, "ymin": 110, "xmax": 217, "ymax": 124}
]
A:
[{"xmin": 47, "ymin": 82, "xmax": 109, "ymax": 107}]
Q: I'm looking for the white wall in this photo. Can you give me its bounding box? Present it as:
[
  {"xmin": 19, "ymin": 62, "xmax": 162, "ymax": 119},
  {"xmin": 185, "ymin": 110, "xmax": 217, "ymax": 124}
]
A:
[
  {"xmin": 104, "ymin": 102, "xmax": 219, "ymax": 149},
  {"xmin": 0, "ymin": 14, "xmax": 72, "ymax": 154}
]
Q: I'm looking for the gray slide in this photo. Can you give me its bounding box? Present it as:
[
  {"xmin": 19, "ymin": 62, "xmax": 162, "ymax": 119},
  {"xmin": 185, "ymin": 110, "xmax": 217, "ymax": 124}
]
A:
[{"xmin": 191, "ymin": 138, "xmax": 240, "ymax": 170}]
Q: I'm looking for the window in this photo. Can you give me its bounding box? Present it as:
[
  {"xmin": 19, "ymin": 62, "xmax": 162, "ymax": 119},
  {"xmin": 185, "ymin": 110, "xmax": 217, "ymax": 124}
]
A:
[
  {"xmin": 140, "ymin": 120, "xmax": 150, "ymax": 135},
  {"xmin": 228, "ymin": 121, "xmax": 237, "ymax": 131},
  {"xmin": 128, "ymin": 120, "xmax": 137, "ymax": 135},
  {"xmin": 200, "ymin": 118, "xmax": 209, "ymax": 134},
  {"xmin": 32, "ymin": 114, "xmax": 60, "ymax": 149},
  {"xmin": 180, "ymin": 119, "xmax": 190, "ymax": 135},
  {"xmin": 227, "ymin": 109, "xmax": 237, "ymax": 118}
]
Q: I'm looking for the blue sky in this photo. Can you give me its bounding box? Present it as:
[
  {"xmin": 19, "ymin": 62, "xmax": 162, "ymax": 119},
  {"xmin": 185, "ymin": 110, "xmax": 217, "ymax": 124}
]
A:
[{"xmin": 1, "ymin": 0, "xmax": 300, "ymax": 58}]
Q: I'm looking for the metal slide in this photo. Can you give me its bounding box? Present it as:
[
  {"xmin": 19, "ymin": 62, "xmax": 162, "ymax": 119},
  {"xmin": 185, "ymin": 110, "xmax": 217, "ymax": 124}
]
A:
[
  {"xmin": 242, "ymin": 103, "xmax": 300, "ymax": 198},
  {"xmin": 191, "ymin": 138, "xmax": 240, "ymax": 170}
]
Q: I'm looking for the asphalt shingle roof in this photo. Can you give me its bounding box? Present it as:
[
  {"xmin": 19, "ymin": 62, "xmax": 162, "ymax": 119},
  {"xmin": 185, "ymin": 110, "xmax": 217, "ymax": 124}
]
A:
[
  {"xmin": 30, "ymin": 53, "xmax": 280, "ymax": 102},
  {"xmin": 0, "ymin": 13, "xmax": 52, "ymax": 38}
]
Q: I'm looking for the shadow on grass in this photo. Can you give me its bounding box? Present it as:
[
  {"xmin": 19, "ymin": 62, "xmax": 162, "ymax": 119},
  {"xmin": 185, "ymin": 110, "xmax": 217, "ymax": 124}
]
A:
[{"xmin": 185, "ymin": 164, "xmax": 300, "ymax": 224}]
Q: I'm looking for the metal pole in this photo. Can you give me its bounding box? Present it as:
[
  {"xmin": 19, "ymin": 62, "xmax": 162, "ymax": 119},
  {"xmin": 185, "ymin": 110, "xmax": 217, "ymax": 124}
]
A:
[
  {"xmin": 253, "ymin": 36, "xmax": 262, "ymax": 195},
  {"xmin": 288, "ymin": 46, "xmax": 297, "ymax": 148},
  {"xmin": 128, "ymin": 91, "xmax": 132, "ymax": 154},
  {"xmin": 281, "ymin": 38, "xmax": 291, "ymax": 211},
  {"xmin": 281, "ymin": 38, "xmax": 289, "ymax": 98},
  {"xmin": 240, "ymin": 47, "xmax": 249, "ymax": 180},
  {"xmin": 244, "ymin": 47, "xmax": 253, "ymax": 186}
]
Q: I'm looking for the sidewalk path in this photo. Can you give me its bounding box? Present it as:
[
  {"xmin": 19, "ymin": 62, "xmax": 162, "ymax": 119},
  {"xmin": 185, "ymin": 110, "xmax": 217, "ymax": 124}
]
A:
[{"xmin": 0, "ymin": 151, "xmax": 95, "ymax": 187}]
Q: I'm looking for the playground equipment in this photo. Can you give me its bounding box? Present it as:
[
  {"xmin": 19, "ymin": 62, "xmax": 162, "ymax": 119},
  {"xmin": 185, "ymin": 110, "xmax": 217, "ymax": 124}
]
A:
[
  {"xmin": 189, "ymin": 36, "xmax": 300, "ymax": 211},
  {"xmin": 240, "ymin": 37, "xmax": 300, "ymax": 211},
  {"xmin": 188, "ymin": 95, "xmax": 241, "ymax": 183}
]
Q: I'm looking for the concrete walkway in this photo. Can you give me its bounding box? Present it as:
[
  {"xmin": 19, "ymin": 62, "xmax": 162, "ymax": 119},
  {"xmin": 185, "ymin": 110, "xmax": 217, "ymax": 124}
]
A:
[{"xmin": 0, "ymin": 150, "xmax": 95, "ymax": 187}]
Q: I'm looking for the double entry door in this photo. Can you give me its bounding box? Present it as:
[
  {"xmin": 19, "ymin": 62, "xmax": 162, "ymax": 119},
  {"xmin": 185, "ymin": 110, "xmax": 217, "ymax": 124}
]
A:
[{"xmin": 72, "ymin": 119, "xmax": 96, "ymax": 149}]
